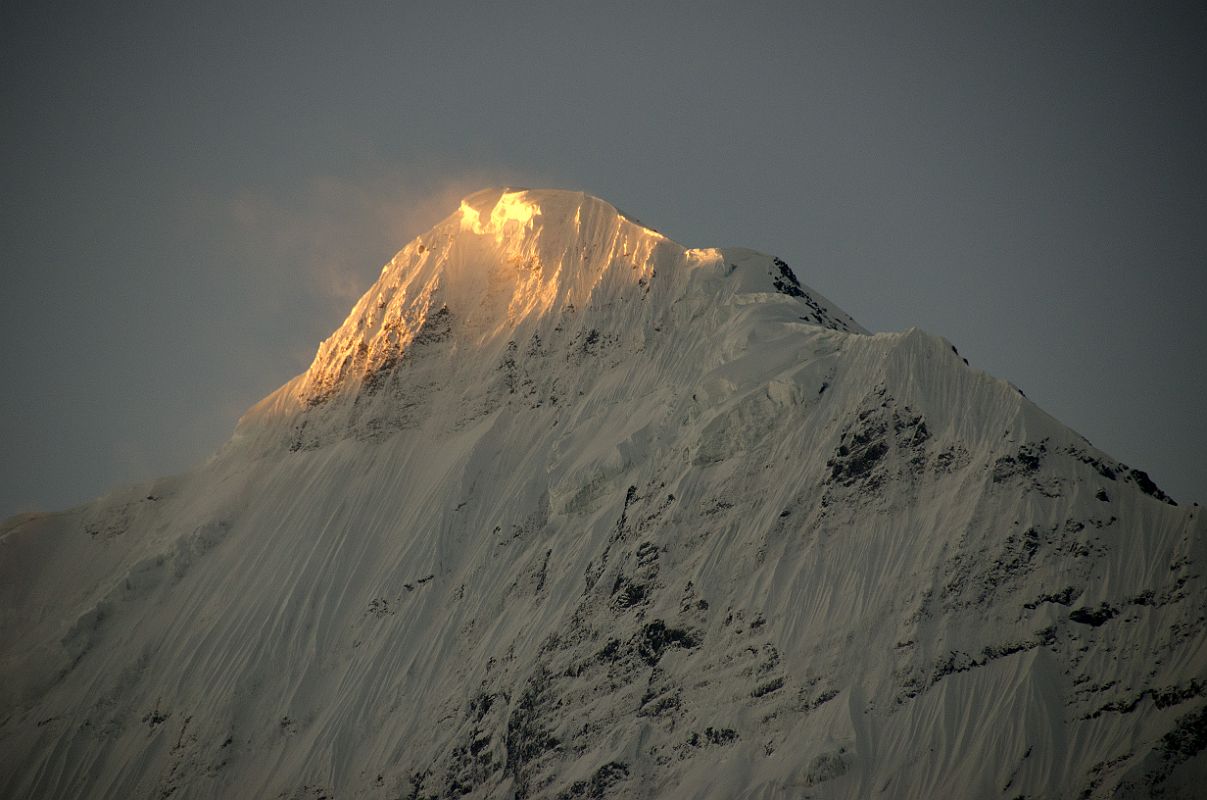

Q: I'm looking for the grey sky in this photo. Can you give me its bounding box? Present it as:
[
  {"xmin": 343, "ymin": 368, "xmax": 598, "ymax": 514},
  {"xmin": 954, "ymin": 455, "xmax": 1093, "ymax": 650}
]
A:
[{"xmin": 2, "ymin": 1, "xmax": 1204, "ymax": 518}]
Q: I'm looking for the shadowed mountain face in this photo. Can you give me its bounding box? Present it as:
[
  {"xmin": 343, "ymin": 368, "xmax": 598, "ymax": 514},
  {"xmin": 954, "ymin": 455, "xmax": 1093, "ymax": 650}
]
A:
[{"xmin": 1, "ymin": 188, "xmax": 1203, "ymax": 800}]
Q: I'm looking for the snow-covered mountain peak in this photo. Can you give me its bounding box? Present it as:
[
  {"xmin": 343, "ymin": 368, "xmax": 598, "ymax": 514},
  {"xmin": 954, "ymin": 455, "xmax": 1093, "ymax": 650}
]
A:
[
  {"xmin": 3, "ymin": 186, "xmax": 1203, "ymax": 800},
  {"xmin": 242, "ymin": 189, "xmax": 864, "ymax": 433},
  {"xmin": 455, "ymin": 188, "xmax": 664, "ymax": 246}
]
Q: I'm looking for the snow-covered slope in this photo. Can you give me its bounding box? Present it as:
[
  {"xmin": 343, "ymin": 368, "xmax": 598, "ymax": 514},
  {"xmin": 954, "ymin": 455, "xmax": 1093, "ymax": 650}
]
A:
[{"xmin": 1, "ymin": 188, "xmax": 1203, "ymax": 799}]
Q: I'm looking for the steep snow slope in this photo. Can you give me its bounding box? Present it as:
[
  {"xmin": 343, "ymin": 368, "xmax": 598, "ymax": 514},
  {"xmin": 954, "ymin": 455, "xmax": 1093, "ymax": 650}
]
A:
[{"xmin": 1, "ymin": 189, "xmax": 1203, "ymax": 800}]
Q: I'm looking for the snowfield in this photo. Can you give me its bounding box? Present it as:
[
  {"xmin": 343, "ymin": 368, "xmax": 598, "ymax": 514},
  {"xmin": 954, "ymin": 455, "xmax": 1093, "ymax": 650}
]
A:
[{"xmin": 2, "ymin": 188, "xmax": 1204, "ymax": 799}]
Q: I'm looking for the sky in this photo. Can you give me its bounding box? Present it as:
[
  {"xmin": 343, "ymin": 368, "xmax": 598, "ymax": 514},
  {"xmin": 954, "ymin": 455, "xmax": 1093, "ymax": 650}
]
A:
[{"xmin": 1, "ymin": 1, "xmax": 1204, "ymax": 518}]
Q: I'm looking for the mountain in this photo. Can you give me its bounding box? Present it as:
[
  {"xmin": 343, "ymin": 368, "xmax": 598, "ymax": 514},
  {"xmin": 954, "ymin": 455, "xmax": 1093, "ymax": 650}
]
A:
[{"xmin": 1, "ymin": 188, "xmax": 1203, "ymax": 799}]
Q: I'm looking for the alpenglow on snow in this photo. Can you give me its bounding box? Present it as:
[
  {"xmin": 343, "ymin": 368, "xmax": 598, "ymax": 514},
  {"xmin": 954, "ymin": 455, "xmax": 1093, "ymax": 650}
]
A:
[{"xmin": 1, "ymin": 188, "xmax": 1203, "ymax": 799}]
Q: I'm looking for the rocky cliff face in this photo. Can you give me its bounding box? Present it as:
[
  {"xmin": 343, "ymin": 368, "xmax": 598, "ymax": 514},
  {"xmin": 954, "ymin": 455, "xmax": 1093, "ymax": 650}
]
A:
[{"xmin": 1, "ymin": 189, "xmax": 1203, "ymax": 799}]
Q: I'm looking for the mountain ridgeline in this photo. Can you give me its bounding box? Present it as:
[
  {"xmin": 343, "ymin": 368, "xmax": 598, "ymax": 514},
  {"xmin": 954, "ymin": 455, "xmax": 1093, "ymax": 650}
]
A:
[{"xmin": 1, "ymin": 189, "xmax": 1203, "ymax": 799}]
